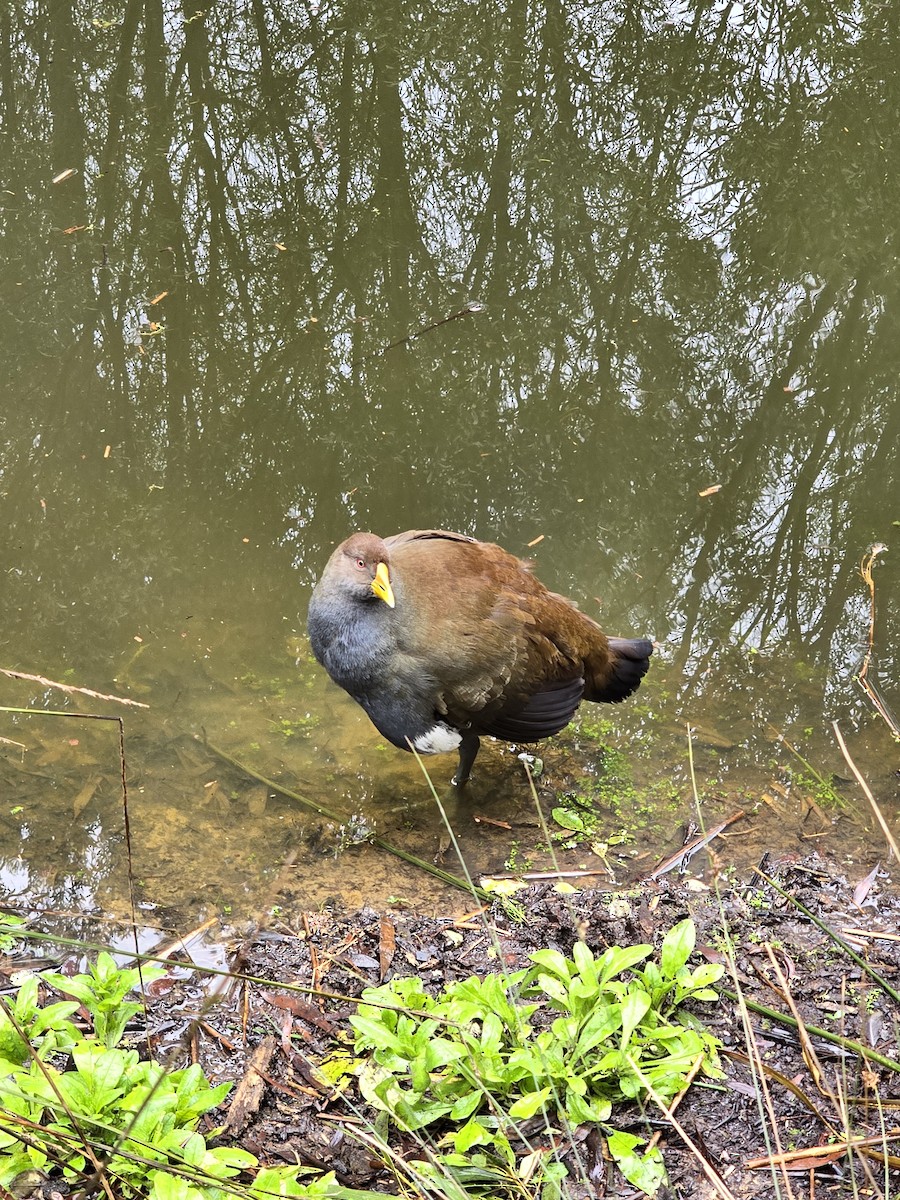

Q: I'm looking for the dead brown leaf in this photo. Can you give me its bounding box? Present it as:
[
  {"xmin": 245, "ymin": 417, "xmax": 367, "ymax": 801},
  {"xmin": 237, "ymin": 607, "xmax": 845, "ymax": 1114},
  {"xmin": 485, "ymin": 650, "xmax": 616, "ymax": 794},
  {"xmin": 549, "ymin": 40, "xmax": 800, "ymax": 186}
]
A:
[{"xmin": 379, "ymin": 914, "xmax": 396, "ymax": 979}]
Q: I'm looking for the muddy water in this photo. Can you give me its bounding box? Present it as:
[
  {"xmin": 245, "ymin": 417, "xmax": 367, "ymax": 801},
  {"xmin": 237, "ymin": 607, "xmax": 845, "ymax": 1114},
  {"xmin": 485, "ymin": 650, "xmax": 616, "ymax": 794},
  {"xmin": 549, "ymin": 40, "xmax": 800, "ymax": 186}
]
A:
[
  {"xmin": 1, "ymin": 621, "xmax": 893, "ymax": 940},
  {"xmin": 0, "ymin": 3, "xmax": 897, "ymax": 943}
]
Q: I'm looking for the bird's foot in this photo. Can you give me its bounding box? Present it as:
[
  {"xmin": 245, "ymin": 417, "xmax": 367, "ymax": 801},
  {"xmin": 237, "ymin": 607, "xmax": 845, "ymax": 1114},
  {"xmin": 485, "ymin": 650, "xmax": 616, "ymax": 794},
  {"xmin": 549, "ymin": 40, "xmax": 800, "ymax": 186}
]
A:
[
  {"xmin": 517, "ymin": 751, "xmax": 543, "ymax": 779},
  {"xmin": 453, "ymin": 732, "xmax": 480, "ymax": 787}
]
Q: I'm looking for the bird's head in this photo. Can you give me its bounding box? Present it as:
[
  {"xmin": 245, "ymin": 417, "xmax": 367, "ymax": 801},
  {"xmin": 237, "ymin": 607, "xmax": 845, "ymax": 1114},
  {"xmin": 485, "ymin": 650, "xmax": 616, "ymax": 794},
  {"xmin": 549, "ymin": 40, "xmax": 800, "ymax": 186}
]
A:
[{"xmin": 334, "ymin": 533, "xmax": 396, "ymax": 608}]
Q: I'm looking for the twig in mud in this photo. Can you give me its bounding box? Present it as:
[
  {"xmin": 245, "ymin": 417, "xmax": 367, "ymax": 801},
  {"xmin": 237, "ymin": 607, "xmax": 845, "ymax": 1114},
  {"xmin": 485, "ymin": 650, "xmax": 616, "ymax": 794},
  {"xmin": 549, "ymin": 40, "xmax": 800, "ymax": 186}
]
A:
[
  {"xmin": 0, "ymin": 667, "xmax": 149, "ymax": 709},
  {"xmin": 717, "ymin": 943, "xmax": 799, "ymax": 1199},
  {"xmin": 746, "ymin": 1129, "xmax": 900, "ymax": 1171},
  {"xmin": 754, "ymin": 868, "xmax": 900, "ymax": 1007},
  {"xmin": 763, "ymin": 944, "xmax": 837, "ymax": 1108},
  {"xmin": 623, "ymin": 1054, "xmax": 738, "ymax": 1200},
  {"xmin": 646, "ymin": 1052, "xmax": 705, "ymax": 1153}
]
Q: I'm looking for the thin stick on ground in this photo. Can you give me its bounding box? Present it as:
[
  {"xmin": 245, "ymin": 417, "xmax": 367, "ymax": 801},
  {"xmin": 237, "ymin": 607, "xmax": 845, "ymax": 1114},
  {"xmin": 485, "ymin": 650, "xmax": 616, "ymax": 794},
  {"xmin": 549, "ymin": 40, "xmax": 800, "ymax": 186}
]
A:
[
  {"xmin": 624, "ymin": 1054, "xmax": 738, "ymax": 1200},
  {"xmin": 690, "ymin": 726, "xmax": 796, "ymax": 1199},
  {"xmin": 754, "ymin": 868, "xmax": 900, "ymax": 1008}
]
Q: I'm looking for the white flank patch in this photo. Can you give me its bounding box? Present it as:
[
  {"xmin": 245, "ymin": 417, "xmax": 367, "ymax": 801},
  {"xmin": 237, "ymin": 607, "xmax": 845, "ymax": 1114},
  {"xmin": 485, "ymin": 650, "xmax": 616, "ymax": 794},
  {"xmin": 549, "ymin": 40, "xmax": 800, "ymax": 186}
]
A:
[{"xmin": 413, "ymin": 723, "xmax": 462, "ymax": 754}]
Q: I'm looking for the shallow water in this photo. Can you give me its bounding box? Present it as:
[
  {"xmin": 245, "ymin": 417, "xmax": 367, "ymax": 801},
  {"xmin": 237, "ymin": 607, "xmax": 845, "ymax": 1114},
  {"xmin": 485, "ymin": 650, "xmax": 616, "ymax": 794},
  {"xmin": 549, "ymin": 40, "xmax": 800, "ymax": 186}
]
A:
[{"xmin": 0, "ymin": 2, "xmax": 896, "ymax": 942}]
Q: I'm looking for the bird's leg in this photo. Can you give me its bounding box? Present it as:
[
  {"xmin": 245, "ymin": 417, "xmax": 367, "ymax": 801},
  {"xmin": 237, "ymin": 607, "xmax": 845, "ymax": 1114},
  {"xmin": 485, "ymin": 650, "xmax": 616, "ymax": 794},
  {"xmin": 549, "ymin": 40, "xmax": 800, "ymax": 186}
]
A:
[{"xmin": 452, "ymin": 732, "xmax": 481, "ymax": 786}]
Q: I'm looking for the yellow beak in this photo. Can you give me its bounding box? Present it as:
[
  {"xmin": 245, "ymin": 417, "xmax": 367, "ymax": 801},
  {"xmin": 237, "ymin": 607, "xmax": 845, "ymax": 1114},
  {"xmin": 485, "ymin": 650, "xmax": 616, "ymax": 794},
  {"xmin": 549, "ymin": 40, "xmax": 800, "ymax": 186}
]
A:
[{"xmin": 371, "ymin": 561, "xmax": 396, "ymax": 609}]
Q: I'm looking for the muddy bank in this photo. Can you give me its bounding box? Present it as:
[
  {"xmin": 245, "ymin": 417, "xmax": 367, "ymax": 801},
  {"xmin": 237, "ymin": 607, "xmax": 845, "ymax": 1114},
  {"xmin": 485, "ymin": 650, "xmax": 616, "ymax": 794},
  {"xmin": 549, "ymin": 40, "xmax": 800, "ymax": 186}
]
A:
[{"xmin": 147, "ymin": 854, "xmax": 900, "ymax": 1197}]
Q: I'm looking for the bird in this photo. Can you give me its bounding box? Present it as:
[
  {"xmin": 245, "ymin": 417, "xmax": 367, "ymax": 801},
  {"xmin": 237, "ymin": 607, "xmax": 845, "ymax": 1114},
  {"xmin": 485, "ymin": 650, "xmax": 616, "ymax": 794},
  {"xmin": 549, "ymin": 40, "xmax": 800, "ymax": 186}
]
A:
[{"xmin": 306, "ymin": 529, "xmax": 653, "ymax": 785}]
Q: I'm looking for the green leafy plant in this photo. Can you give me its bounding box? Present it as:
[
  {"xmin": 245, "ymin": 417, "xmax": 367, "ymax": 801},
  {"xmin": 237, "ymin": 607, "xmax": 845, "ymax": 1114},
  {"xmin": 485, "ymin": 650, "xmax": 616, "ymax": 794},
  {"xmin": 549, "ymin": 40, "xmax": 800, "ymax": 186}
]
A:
[
  {"xmin": 0, "ymin": 976, "xmax": 80, "ymax": 1071},
  {"xmin": 349, "ymin": 919, "xmax": 723, "ymax": 1197},
  {"xmin": 0, "ymin": 955, "xmax": 380, "ymax": 1200},
  {"xmin": 41, "ymin": 951, "xmax": 166, "ymax": 1050},
  {"xmin": 0, "ymin": 913, "xmax": 27, "ymax": 954}
]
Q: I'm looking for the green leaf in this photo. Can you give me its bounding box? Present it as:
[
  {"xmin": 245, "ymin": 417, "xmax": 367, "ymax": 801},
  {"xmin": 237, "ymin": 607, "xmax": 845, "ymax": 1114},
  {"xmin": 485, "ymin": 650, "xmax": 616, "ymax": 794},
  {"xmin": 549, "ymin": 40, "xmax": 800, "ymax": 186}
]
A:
[
  {"xmin": 565, "ymin": 1087, "xmax": 611, "ymax": 1124},
  {"xmin": 148, "ymin": 1170, "xmax": 202, "ymax": 1200},
  {"xmin": 248, "ymin": 1165, "xmax": 309, "ymax": 1197},
  {"xmin": 449, "ymin": 1088, "xmax": 483, "ymax": 1121},
  {"xmin": 77, "ymin": 1044, "xmax": 128, "ymax": 1094},
  {"xmin": 619, "ymin": 989, "xmax": 651, "ymax": 1046},
  {"xmin": 689, "ymin": 987, "xmax": 720, "ymax": 1002},
  {"xmin": 41, "ymin": 973, "xmax": 96, "ymax": 1005},
  {"xmin": 528, "ymin": 949, "xmax": 572, "ymax": 981},
  {"xmin": 551, "ymin": 807, "xmax": 585, "ymax": 831},
  {"xmin": 572, "ymin": 1004, "xmax": 621, "ymax": 1058},
  {"xmin": 534, "ymin": 973, "xmax": 570, "ymax": 1007},
  {"xmin": 30, "ymin": 1001, "xmax": 80, "ymax": 1039},
  {"xmin": 597, "ymin": 944, "xmax": 651, "ymax": 984},
  {"xmin": 0, "ymin": 1029, "xmax": 29, "ymax": 1067},
  {"xmin": 454, "ymin": 1117, "xmax": 490, "ymax": 1152},
  {"xmin": 571, "ymin": 939, "xmax": 596, "ymax": 978},
  {"xmin": 606, "ymin": 1130, "xmax": 667, "ymax": 1195},
  {"xmin": 660, "ymin": 919, "xmax": 695, "ymax": 978},
  {"xmin": 201, "ymin": 1144, "xmax": 258, "ymax": 1177},
  {"xmin": 508, "ymin": 1086, "xmax": 551, "ymax": 1120}
]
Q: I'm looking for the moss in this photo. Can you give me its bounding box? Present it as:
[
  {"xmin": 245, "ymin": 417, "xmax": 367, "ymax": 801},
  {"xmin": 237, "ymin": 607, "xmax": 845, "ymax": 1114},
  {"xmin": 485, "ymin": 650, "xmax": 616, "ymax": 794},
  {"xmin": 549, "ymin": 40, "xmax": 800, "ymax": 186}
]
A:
[
  {"xmin": 504, "ymin": 841, "xmax": 534, "ymax": 872},
  {"xmin": 273, "ymin": 713, "xmax": 320, "ymax": 737},
  {"xmin": 551, "ymin": 744, "xmax": 685, "ymax": 847}
]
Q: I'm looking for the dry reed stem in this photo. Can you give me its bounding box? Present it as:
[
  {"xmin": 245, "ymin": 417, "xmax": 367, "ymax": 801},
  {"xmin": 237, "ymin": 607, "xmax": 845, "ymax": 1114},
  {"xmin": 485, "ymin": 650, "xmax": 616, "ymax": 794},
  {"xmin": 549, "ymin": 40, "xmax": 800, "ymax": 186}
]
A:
[
  {"xmin": 832, "ymin": 720, "xmax": 899, "ymax": 861},
  {"xmin": 746, "ymin": 1129, "xmax": 900, "ymax": 1170},
  {"xmin": 856, "ymin": 544, "xmax": 898, "ymax": 738}
]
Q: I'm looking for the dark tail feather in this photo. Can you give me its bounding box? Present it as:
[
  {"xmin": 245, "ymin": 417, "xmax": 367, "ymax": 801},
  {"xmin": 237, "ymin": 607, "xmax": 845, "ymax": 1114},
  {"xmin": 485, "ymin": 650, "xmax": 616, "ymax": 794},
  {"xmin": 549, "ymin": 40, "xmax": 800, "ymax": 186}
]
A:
[{"xmin": 593, "ymin": 637, "xmax": 654, "ymax": 703}]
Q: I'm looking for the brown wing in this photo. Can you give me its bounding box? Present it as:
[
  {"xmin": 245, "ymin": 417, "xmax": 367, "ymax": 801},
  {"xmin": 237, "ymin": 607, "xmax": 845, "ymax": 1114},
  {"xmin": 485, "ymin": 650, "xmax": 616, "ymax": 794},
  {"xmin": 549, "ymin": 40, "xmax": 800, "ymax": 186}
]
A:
[
  {"xmin": 387, "ymin": 536, "xmax": 605, "ymax": 734},
  {"xmin": 387, "ymin": 530, "xmax": 651, "ymax": 725}
]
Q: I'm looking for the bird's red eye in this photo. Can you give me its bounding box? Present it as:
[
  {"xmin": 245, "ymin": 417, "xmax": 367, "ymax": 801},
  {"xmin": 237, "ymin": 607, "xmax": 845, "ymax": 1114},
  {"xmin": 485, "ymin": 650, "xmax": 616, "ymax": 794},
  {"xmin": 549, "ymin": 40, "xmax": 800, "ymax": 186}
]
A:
[{"xmin": 355, "ymin": 558, "xmax": 366, "ymax": 570}]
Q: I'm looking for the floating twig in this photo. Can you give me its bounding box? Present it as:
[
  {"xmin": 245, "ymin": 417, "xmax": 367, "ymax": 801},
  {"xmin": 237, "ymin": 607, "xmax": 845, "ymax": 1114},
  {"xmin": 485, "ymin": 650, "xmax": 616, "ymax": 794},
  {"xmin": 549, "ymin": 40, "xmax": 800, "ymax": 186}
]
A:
[{"xmin": 382, "ymin": 300, "xmax": 485, "ymax": 353}]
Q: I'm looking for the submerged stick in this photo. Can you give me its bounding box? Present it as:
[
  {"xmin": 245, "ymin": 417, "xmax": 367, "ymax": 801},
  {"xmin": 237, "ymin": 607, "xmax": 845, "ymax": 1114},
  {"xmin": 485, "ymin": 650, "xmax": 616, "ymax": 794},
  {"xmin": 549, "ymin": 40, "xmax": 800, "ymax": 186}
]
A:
[
  {"xmin": 201, "ymin": 736, "xmax": 488, "ymax": 899},
  {"xmin": 649, "ymin": 810, "xmax": 747, "ymax": 879},
  {"xmin": 768, "ymin": 724, "xmax": 850, "ymax": 812},
  {"xmin": 0, "ymin": 667, "xmax": 148, "ymax": 709}
]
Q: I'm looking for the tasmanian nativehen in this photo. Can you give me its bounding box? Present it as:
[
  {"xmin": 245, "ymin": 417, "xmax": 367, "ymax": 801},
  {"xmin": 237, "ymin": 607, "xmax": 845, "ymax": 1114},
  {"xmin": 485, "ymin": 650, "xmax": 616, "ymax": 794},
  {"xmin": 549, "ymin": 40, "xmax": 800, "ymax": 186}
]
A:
[{"xmin": 307, "ymin": 529, "xmax": 653, "ymax": 784}]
